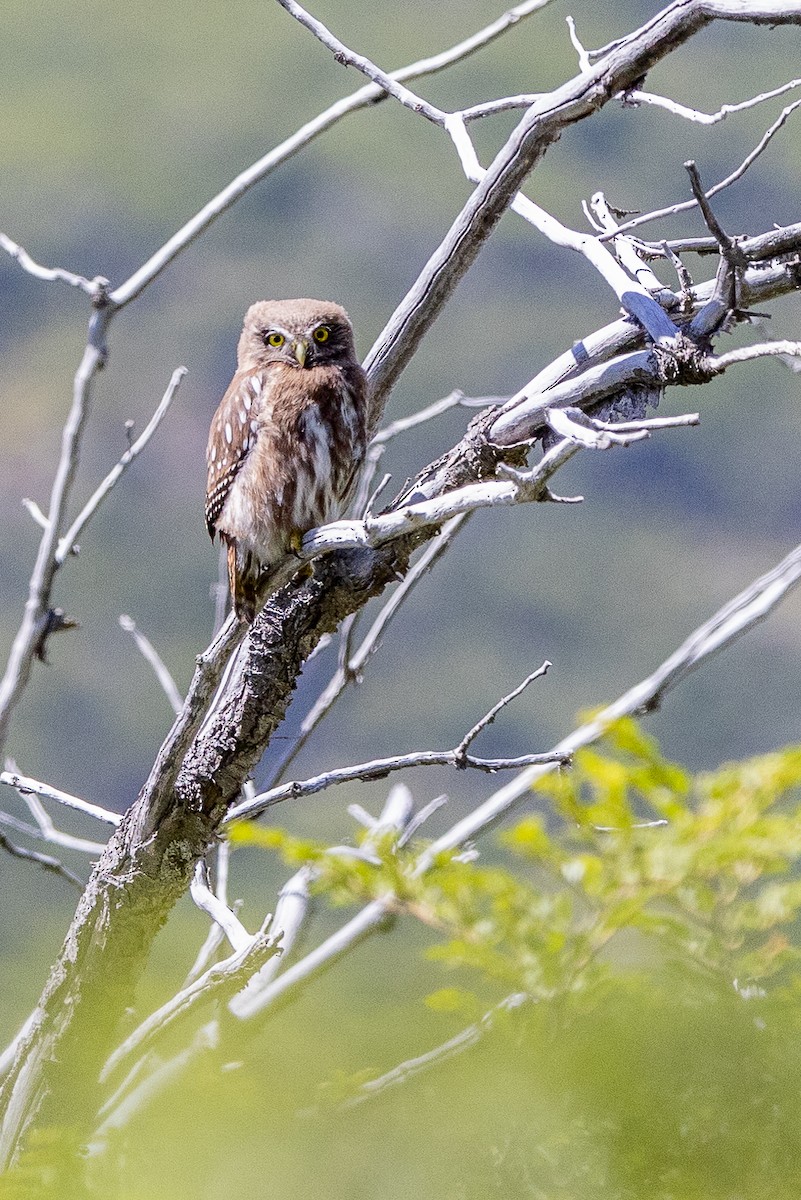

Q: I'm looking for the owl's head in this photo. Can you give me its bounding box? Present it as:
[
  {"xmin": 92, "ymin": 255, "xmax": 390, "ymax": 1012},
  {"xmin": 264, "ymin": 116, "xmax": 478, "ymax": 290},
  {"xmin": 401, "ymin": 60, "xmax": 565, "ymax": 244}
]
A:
[{"xmin": 237, "ymin": 298, "xmax": 357, "ymax": 371}]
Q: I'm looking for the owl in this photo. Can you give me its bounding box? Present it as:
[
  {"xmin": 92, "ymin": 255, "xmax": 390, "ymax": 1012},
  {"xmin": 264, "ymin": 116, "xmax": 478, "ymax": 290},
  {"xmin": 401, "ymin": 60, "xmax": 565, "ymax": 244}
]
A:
[{"xmin": 205, "ymin": 299, "xmax": 368, "ymax": 623}]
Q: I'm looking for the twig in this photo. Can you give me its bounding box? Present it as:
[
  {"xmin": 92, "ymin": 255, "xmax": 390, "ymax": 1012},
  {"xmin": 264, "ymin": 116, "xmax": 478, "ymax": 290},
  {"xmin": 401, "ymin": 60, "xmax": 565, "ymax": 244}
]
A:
[
  {"xmin": 226, "ymin": 744, "xmax": 568, "ymax": 824},
  {"xmin": 589, "ymin": 191, "xmax": 670, "ymax": 298},
  {"xmin": 370, "ymin": 391, "xmax": 503, "ymax": 447},
  {"xmin": 119, "ymin": 616, "xmax": 184, "ymax": 716},
  {"xmin": 228, "ymin": 866, "xmax": 314, "ymax": 1019},
  {"xmin": 0, "ymin": 769, "xmax": 119, "ymax": 826},
  {"xmin": 706, "ymin": 341, "xmax": 801, "ymax": 372},
  {"xmin": 190, "ymin": 861, "xmax": 253, "ymax": 953},
  {"xmin": 0, "ymin": 233, "xmax": 101, "ymax": 297},
  {"xmin": 416, "ymin": 537, "xmax": 801, "ymax": 870},
  {"xmin": 343, "ymin": 992, "xmax": 529, "ymax": 1107},
  {"xmin": 20, "ymin": 499, "xmax": 49, "ymax": 531},
  {"xmin": 566, "ymin": 15, "xmax": 592, "ymax": 72},
  {"xmin": 92, "ymin": 1023, "xmax": 220, "ymax": 1156},
  {"xmin": 545, "ymin": 407, "xmax": 699, "ymax": 450},
  {"xmin": 225, "ymin": 786, "xmax": 417, "ymax": 1024},
  {"xmin": 184, "ymin": 842, "xmax": 233, "ymax": 984},
  {"xmin": 0, "ymin": 832, "xmax": 83, "ymax": 890},
  {"xmin": 683, "ymin": 160, "xmax": 742, "ymax": 267},
  {"xmin": 454, "ymin": 663, "xmax": 551, "ymax": 762},
  {"xmin": 602, "ymin": 97, "xmax": 801, "ymax": 239},
  {"xmin": 99, "ymin": 918, "xmax": 279, "ymax": 1084},
  {"xmin": 705, "ymin": 343, "xmax": 801, "ymax": 369},
  {"xmin": 0, "ymin": 316, "xmax": 110, "ymax": 752},
  {"xmin": 56, "ymin": 367, "xmax": 186, "ymax": 565},
  {"xmin": 460, "ymin": 93, "xmax": 543, "ymax": 119},
  {"xmin": 15, "ymin": 790, "xmax": 107, "ymax": 857},
  {"xmin": 126, "ymin": 613, "xmax": 247, "ymax": 844},
  {"xmin": 624, "ymin": 77, "xmax": 801, "ymax": 124},
  {"xmin": 275, "ymin": 0, "xmax": 447, "ymax": 126}
]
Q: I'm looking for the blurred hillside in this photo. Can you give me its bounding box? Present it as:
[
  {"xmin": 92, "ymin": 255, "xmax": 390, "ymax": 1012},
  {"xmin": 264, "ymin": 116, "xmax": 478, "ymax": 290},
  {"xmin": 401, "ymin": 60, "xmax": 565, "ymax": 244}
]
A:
[{"xmin": 1, "ymin": 2, "xmax": 801, "ymax": 1192}]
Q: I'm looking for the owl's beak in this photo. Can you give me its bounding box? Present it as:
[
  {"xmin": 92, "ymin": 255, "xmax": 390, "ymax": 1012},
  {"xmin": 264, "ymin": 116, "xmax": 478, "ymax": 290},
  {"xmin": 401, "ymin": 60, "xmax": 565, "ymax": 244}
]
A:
[{"xmin": 292, "ymin": 338, "xmax": 309, "ymax": 367}]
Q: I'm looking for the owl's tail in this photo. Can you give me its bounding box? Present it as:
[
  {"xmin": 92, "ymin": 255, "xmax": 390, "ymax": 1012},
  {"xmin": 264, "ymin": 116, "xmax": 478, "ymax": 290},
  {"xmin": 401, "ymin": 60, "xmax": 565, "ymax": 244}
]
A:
[{"xmin": 224, "ymin": 537, "xmax": 258, "ymax": 624}]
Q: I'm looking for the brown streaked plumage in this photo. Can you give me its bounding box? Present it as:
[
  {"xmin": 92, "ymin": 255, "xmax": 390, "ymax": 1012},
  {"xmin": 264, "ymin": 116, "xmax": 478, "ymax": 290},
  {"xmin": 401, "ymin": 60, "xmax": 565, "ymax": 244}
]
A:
[{"xmin": 206, "ymin": 299, "xmax": 368, "ymax": 622}]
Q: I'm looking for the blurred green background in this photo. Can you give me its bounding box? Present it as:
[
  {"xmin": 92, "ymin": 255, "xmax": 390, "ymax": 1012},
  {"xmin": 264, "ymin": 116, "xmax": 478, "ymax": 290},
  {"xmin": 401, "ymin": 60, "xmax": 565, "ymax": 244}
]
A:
[{"xmin": 2, "ymin": 0, "xmax": 801, "ymax": 1194}]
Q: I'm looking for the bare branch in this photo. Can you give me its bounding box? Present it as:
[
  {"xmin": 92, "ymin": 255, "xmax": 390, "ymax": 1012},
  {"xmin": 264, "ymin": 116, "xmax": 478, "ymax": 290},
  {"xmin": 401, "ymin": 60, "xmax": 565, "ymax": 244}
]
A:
[
  {"xmin": 588, "ymin": 191, "xmax": 671, "ymax": 300},
  {"xmin": 228, "ymin": 866, "xmax": 314, "ymax": 1019},
  {"xmin": 0, "ymin": 320, "xmax": 109, "ymax": 753},
  {"xmin": 108, "ymin": 0, "xmax": 552, "ymax": 308},
  {"xmin": 99, "ymin": 918, "xmax": 279, "ymax": 1084},
  {"xmin": 118, "ymin": 617, "xmax": 184, "ymax": 717},
  {"xmin": 604, "ymin": 96, "xmax": 801, "ymax": 239},
  {"xmin": 189, "ymin": 862, "xmax": 252, "ymax": 953},
  {"xmin": 706, "ymin": 340, "xmax": 801, "ymax": 372},
  {"xmin": 91, "ymin": 1023, "xmax": 220, "ymax": 1155},
  {"xmin": 363, "ymin": 0, "xmax": 800, "ymax": 405},
  {"xmin": 416, "ymin": 538, "xmax": 801, "ymax": 870},
  {"xmin": 344, "ymin": 992, "xmax": 529, "ymax": 1107},
  {"xmin": 370, "ymin": 391, "xmax": 502, "ymax": 447},
  {"xmin": 441, "ymin": 116, "xmax": 680, "ymax": 344},
  {"xmin": 56, "ymin": 367, "xmax": 185, "ymax": 565},
  {"xmin": 295, "ymin": 409, "xmax": 696, "ymax": 561},
  {"xmin": 460, "ymin": 93, "xmax": 543, "ymax": 119},
  {"xmin": 0, "ymin": 232, "xmax": 101, "ymax": 298},
  {"xmin": 275, "ymin": 0, "xmax": 447, "ymax": 125},
  {"xmin": 0, "ymin": 832, "xmax": 83, "ymax": 890},
  {"xmin": 545, "ymin": 407, "xmax": 699, "ymax": 450},
  {"xmin": 565, "ymin": 15, "xmax": 592, "ymax": 72},
  {"xmin": 626, "ymin": 77, "xmax": 801, "ymax": 124},
  {"xmin": 14, "ymin": 789, "xmax": 107, "ymax": 857},
  {"xmin": 184, "ymin": 843, "xmax": 233, "ymax": 984},
  {"xmin": 226, "ymin": 743, "xmax": 568, "ymax": 825},
  {"xmin": 0, "ymin": 769, "xmax": 119, "ymax": 827},
  {"xmin": 21, "ymin": 499, "xmax": 50, "ymax": 532},
  {"xmin": 454, "ymin": 662, "xmax": 552, "ymax": 761}
]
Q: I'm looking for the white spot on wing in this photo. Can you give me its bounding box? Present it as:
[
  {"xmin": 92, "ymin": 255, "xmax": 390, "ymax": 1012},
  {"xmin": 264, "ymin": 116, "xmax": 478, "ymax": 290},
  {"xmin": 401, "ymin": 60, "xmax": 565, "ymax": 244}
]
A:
[{"xmin": 225, "ymin": 422, "xmax": 233, "ymax": 444}]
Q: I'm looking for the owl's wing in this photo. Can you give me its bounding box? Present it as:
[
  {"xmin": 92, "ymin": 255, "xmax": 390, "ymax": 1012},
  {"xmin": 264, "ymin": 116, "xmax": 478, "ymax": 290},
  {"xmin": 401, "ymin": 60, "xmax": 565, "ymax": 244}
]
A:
[{"xmin": 205, "ymin": 369, "xmax": 267, "ymax": 539}]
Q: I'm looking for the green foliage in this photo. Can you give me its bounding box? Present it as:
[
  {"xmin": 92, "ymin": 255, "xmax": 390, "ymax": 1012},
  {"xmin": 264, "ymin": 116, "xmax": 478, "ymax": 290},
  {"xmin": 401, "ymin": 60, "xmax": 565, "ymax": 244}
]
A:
[
  {"xmin": 201, "ymin": 724, "xmax": 801, "ymax": 1198},
  {"xmin": 239, "ymin": 719, "xmax": 801, "ymax": 1010},
  {"xmin": 10, "ymin": 722, "xmax": 801, "ymax": 1196}
]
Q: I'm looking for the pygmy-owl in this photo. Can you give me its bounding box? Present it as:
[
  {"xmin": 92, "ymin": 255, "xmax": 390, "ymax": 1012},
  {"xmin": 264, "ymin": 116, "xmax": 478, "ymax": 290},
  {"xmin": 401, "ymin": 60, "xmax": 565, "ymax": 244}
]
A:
[{"xmin": 205, "ymin": 299, "xmax": 368, "ymax": 622}]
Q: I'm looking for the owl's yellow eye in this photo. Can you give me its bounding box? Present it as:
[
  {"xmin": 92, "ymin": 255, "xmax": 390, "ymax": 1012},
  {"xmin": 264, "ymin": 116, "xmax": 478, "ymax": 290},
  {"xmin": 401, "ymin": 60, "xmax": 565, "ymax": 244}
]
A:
[
  {"xmin": 266, "ymin": 331, "xmax": 285, "ymax": 348},
  {"xmin": 313, "ymin": 326, "xmax": 330, "ymax": 344}
]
